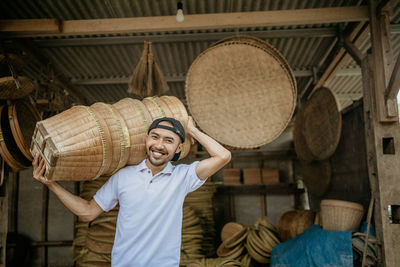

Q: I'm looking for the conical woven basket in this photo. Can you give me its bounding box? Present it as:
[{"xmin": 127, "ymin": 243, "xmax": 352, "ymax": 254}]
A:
[
  {"xmin": 112, "ymin": 98, "xmax": 151, "ymax": 165},
  {"xmin": 31, "ymin": 106, "xmax": 108, "ymax": 181},
  {"xmin": 31, "ymin": 96, "xmax": 191, "ymax": 180},
  {"xmin": 90, "ymin": 103, "xmax": 130, "ymax": 175},
  {"xmin": 186, "ymin": 37, "xmax": 296, "ymax": 148}
]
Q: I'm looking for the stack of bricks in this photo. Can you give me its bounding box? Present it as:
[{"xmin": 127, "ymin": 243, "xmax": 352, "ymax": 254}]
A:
[{"xmin": 223, "ymin": 168, "xmax": 280, "ymax": 185}]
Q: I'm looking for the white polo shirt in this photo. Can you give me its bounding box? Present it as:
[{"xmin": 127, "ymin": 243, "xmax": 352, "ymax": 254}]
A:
[{"xmin": 93, "ymin": 160, "xmax": 206, "ymax": 267}]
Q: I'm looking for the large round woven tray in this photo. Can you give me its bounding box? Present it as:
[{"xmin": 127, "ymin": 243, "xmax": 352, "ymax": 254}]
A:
[
  {"xmin": 8, "ymin": 100, "xmax": 41, "ymax": 161},
  {"xmin": 303, "ymin": 87, "xmax": 342, "ymax": 160},
  {"xmin": 301, "ymin": 159, "xmax": 331, "ymax": 197},
  {"xmin": 186, "ymin": 39, "xmax": 296, "ymax": 148},
  {"xmin": 0, "ymin": 105, "xmax": 31, "ymax": 172},
  {"xmin": 0, "ymin": 76, "xmax": 35, "ymax": 99},
  {"xmin": 293, "ymin": 108, "xmax": 315, "ymax": 162}
]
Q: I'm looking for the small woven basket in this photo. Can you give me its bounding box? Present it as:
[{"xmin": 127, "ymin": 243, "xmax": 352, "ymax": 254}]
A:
[{"xmin": 320, "ymin": 199, "xmax": 364, "ymax": 231}]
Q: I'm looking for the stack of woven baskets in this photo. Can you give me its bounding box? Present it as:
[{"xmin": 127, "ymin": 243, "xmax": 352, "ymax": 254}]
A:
[
  {"xmin": 74, "ymin": 176, "xmax": 118, "ymax": 267},
  {"xmin": 189, "ymin": 217, "xmax": 280, "ymax": 266},
  {"xmin": 30, "ymin": 96, "xmax": 191, "ymax": 181},
  {"xmin": 184, "ymin": 181, "xmax": 217, "ymax": 257},
  {"xmin": 180, "ymin": 205, "xmax": 205, "ymax": 266},
  {"xmin": 277, "ymin": 210, "xmax": 316, "ymax": 242}
]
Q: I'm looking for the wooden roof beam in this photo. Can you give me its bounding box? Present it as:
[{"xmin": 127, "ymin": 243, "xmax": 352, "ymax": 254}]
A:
[{"xmin": 0, "ymin": 6, "xmax": 369, "ymax": 37}]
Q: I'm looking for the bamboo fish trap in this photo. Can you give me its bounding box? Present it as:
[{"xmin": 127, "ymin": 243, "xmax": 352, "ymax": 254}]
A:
[{"xmin": 30, "ymin": 96, "xmax": 190, "ymax": 181}]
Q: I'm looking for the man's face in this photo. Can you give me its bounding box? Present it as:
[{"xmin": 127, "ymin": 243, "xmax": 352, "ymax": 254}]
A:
[{"xmin": 145, "ymin": 121, "xmax": 183, "ymax": 167}]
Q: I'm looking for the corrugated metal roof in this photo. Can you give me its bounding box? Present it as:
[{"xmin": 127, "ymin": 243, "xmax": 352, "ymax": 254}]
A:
[{"xmin": 2, "ymin": 0, "xmax": 400, "ymax": 111}]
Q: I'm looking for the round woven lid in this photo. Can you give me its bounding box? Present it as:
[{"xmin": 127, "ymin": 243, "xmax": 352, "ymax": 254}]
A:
[
  {"xmin": 301, "ymin": 159, "xmax": 331, "ymax": 197},
  {"xmin": 186, "ymin": 41, "xmax": 296, "ymax": 148},
  {"xmin": 303, "ymin": 87, "xmax": 342, "ymax": 160}
]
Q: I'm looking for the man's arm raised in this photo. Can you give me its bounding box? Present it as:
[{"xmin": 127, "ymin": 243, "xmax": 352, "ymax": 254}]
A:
[
  {"xmin": 32, "ymin": 155, "xmax": 103, "ymax": 222},
  {"xmin": 186, "ymin": 117, "xmax": 231, "ymax": 180}
]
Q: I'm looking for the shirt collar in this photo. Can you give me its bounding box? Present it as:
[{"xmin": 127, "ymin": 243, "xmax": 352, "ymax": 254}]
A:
[{"xmin": 138, "ymin": 159, "xmax": 174, "ymax": 175}]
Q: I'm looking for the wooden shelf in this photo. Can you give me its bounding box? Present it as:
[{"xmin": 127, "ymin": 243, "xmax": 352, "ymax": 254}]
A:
[{"xmin": 216, "ymin": 183, "xmax": 304, "ymax": 195}]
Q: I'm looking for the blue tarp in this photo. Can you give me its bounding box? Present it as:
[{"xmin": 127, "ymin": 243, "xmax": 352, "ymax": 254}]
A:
[{"xmin": 270, "ymin": 225, "xmax": 353, "ymax": 267}]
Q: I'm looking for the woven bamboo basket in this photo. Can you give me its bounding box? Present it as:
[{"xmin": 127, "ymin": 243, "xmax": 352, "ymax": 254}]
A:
[
  {"xmin": 0, "ymin": 76, "xmax": 35, "ymax": 99},
  {"xmin": 186, "ymin": 38, "xmax": 296, "ymax": 148},
  {"xmin": 0, "ymin": 105, "xmax": 31, "ymax": 171},
  {"xmin": 90, "ymin": 103, "xmax": 130, "ymax": 175},
  {"xmin": 277, "ymin": 210, "xmax": 315, "ymax": 241},
  {"xmin": 8, "ymin": 100, "xmax": 41, "ymax": 161},
  {"xmin": 112, "ymin": 98, "xmax": 152, "ymax": 165},
  {"xmin": 221, "ymin": 222, "xmax": 244, "ymax": 242},
  {"xmin": 142, "ymin": 96, "xmax": 190, "ymax": 160},
  {"xmin": 31, "ymin": 106, "xmax": 108, "ymax": 181},
  {"xmin": 320, "ymin": 199, "xmax": 364, "ymax": 231}
]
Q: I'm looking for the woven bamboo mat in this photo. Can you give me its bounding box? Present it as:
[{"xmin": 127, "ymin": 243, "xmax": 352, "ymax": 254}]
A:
[
  {"xmin": 186, "ymin": 40, "xmax": 296, "ymax": 148},
  {"xmin": 303, "ymin": 87, "xmax": 342, "ymax": 160},
  {"xmin": 301, "ymin": 159, "xmax": 331, "ymax": 197}
]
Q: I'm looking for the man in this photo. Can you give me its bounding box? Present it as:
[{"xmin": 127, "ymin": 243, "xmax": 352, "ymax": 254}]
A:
[{"xmin": 33, "ymin": 116, "xmax": 231, "ymax": 267}]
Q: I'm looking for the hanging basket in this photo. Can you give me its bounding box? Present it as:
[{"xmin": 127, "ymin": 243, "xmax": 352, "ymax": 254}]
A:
[{"xmin": 186, "ymin": 37, "xmax": 296, "ymax": 148}]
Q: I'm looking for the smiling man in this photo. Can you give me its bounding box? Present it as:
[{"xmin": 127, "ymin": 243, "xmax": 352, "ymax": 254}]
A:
[{"xmin": 32, "ymin": 116, "xmax": 231, "ymax": 267}]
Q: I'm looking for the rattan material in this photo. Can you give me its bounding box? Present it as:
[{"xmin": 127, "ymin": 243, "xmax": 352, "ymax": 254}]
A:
[
  {"xmin": 321, "ymin": 199, "xmax": 364, "ymax": 231},
  {"xmin": 303, "ymin": 87, "xmax": 342, "ymax": 160},
  {"xmin": 31, "ymin": 106, "xmax": 107, "ymax": 181},
  {"xmin": 9, "ymin": 100, "xmax": 41, "ymax": 161},
  {"xmin": 224, "ymin": 227, "xmax": 248, "ymax": 249},
  {"xmin": 186, "ymin": 39, "xmax": 296, "ymax": 148},
  {"xmin": 293, "ymin": 109, "xmax": 315, "ymax": 161},
  {"xmin": 0, "ymin": 105, "xmax": 30, "ymax": 171},
  {"xmin": 90, "ymin": 103, "xmax": 130, "ymax": 175},
  {"xmin": 221, "ymin": 222, "xmax": 244, "ymax": 242},
  {"xmin": 0, "ymin": 76, "xmax": 35, "ymax": 99},
  {"xmin": 213, "ymin": 36, "xmax": 296, "ymax": 90},
  {"xmin": 301, "ymin": 159, "xmax": 331, "ymax": 197},
  {"xmin": 112, "ymin": 98, "xmax": 152, "ymax": 165},
  {"xmin": 277, "ymin": 210, "xmax": 315, "ymax": 242}
]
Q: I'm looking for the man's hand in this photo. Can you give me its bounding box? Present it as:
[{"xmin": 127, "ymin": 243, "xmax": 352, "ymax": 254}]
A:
[{"xmin": 32, "ymin": 154, "xmax": 53, "ymax": 185}]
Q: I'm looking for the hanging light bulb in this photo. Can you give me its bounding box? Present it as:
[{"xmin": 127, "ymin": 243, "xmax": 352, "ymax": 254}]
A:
[{"xmin": 176, "ymin": 2, "xmax": 184, "ymax": 22}]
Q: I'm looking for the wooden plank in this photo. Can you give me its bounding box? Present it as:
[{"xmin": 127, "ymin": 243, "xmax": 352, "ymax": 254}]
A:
[
  {"xmin": 343, "ymin": 37, "xmax": 365, "ymax": 66},
  {"xmin": 41, "ymin": 185, "xmax": 49, "ymax": 267},
  {"xmin": 217, "ymin": 184, "xmax": 302, "ymax": 195},
  {"xmin": 369, "ymin": 1, "xmax": 397, "ymax": 121},
  {"xmin": 0, "ymin": 172, "xmax": 8, "ymax": 267},
  {"xmin": 0, "ymin": 19, "xmax": 59, "ymax": 34},
  {"xmin": 362, "ymin": 52, "xmax": 400, "ymax": 267},
  {"xmin": 385, "ymin": 53, "xmax": 400, "ymax": 100},
  {"xmin": 0, "ymin": 6, "xmax": 369, "ymax": 37}
]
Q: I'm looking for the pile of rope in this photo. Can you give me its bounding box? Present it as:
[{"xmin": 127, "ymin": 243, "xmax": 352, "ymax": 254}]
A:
[
  {"xmin": 73, "ymin": 176, "xmax": 118, "ymax": 267},
  {"xmin": 187, "ymin": 258, "xmax": 242, "ymax": 267}
]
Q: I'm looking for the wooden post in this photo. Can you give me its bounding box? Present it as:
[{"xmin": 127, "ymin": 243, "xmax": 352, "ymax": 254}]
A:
[
  {"xmin": 41, "ymin": 185, "xmax": 49, "ymax": 267},
  {"xmin": 0, "ymin": 171, "xmax": 8, "ymax": 267},
  {"xmin": 362, "ymin": 51, "xmax": 400, "ymax": 267},
  {"xmin": 10, "ymin": 172, "xmax": 19, "ymax": 233}
]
